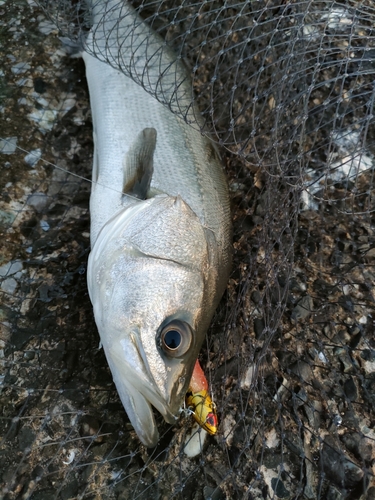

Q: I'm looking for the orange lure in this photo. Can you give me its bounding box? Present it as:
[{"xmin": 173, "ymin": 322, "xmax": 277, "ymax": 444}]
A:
[{"xmin": 185, "ymin": 360, "xmax": 218, "ymax": 435}]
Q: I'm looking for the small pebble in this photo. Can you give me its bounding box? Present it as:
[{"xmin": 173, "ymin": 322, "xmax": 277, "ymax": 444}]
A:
[
  {"xmin": 342, "ymin": 432, "xmax": 373, "ymax": 462},
  {"xmin": 40, "ymin": 220, "xmax": 50, "ymax": 231},
  {"xmin": 292, "ymin": 295, "xmax": 314, "ymax": 321},
  {"xmin": 289, "ymin": 360, "xmax": 313, "ymax": 382},
  {"xmin": 332, "ymin": 414, "xmax": 342, "ymax": 426},
  {"xmin": 265, "ymin": 428, "xmax": 279, "ymax": 449},
  {"xmin": 24, "ymin": 148, "xmax": 42, "ymax": 166},
  {"xmin": 0, "ymin": 278, "xmax": 17, "ymax": 295},
  {"xmin": 321, "ymin": 436, "xmax": 364, "ymax": 489},
  {"xmin": 27, "ymin": 193, "xmax": 49, "ymax": 212},
  {"xmin": 28, "ymin": 108, "xmax": 58, "ymax": 132},
  {"xmin": 38, "ymin": 20, "xmax": 57, "ymax": 35},
  {"xmin": 0, "ymin": 137, "xmax": 17, "ymax": 154},
  {"xmin": 271, "ymin": 477, "xmax": 290, "ymax": 498},
  {"xmin": 361, "ymin": 349, "xmax": 375, "ymax": 361},
  {"xmin": 343, "ymin": 377, "xmax": 357, "ymax": 401},
  {"xmin": 240, "ymin": 364, "xmax": 256, "ymax": 390},
  {"xmin": 222, "ymin": 413, "xmax": 236, "ymax": 446},
  {"xmin": 0, "ymin": 260, "xmax": 22, "ymax": 277},
  {"xmin": 318, "ymin": 351, "xmax": 328, "ymax": 363},
  {"xmin": 11, "ymin": 62, "xmax": 30, "ymax": 74},
  {"xmin": 253, "ymin": 317, "xmax": 265, "ymax": 339}
]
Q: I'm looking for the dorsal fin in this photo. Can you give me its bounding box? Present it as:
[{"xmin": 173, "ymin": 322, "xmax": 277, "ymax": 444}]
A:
[{"xmin": 123, "ymin": 128, "xmax": 157, "ymax": 200}]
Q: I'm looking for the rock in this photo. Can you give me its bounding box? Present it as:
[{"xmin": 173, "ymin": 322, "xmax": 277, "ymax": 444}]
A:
[
  {"xmin": 203, "ymin": 485, "xmax": 225, "ymax": 500},
  {"xmin": 38, "ymin": 19, "xmax": 57, "ymax": 35},
  {"xmin": 18, "ymin": 426, "xmax": 36, "ymax": 451},
  {"xmin": 289, "ymin": 360, "xmax": 313, "ymax": 382},
  {"xmin": 331, "ymin": 414, "xmax": 343, "ymax": 427},
  {"xmin": 284, "ymin": 432, "xmax": 304, "ymax": 456},
  {"xmin": 320, "ymin": 436, "xmax": 364, "ymax": 489},
  {"xmin": 294, "ymin": 388, "xmax": 308, "ymax": 407},
  {"xmin": 0, "ymin": 260, "xmax": 23, "ymax": 277},
  {"xmin": 28, "ymin": 108, "xmax": 58, "ymax": 132},
  {"xmin": 0, "ymin": 210, "xmax": 16, "ymax": 229},
  {"xmin": 33, "ymin": 78, "xmax": 47, "ymax": 94},
  {"xmin": 344, "ymin": 460, "xmax": 364, "ymax": 487},
  {"xmin": 343, "ymin": 377, "xmax": 357, "ymax": 401},
  {"xmin": 334, "ymin": 347, "xmax": 353, "ymax": 373},
  {"xmin": 326, "ymin": 486, "xmax": 344, "ymax": 500},
  {"xmin": 251, "ymin": 290, "xmax": 262, "ymax": 304},
  {"xmin": 11, "ymin": 62, "xmax": 30, "ymax": 74},
  {"xmin": 291, "ymin": 296, "xmax": 314, "ymax": 321},
  {"xmin": 80, "ymin": 416, "xmax": 101, "ymax": 442},
  {"xmin": 361, "ymin": 349, "xmax": 375, "ymax": 361},
  {"xmin": 364, "ymin": 486, "xmax": 375, "ymax": 500},
  {"xmin": 341, "ymin": 410, "xmax": 359, "ymax": 429},
  {"xmin": 0, "ymin": 277, "xmax": 17, "ymax": 294},
  {"xmin": 341, "ymin": 432, "xmax": 373, "ymax": 462},
  {"xmin": 0, "ymin": 137, "xmax": 17, "ymax": 154},
  {"xmin": 23, "ymin": 351, "xmax": 35, "ymax": 361},
  {"xmin": 304, "ymin": 401, "xmax": 321, "ymax": 429},
  {"xmin": 60, "ymin": 479, "xmax": 79, "ymax": 500},
  {"xmin": 264, "ymin": 428, "xmax": 280, "ymax": 450},
  {"xmin": 271, "ymin": 477, "xmax": 290, "ymax": 498},
  {"xmin": 253, "ymin": 317, "xmax": 265, "ymax": 339},
  {"xmin": 318, "ymin": 351, "xmax": 328, "ymax": 363},
  {"xmin": 40, "ymin": 220, "xmax": 50, "ymax": 231},
  {"xmin": 29, "ymin": 489, "xmax": 56, "ymax": 500},
  {"xmin": 24, "ymin": 148, "xmax": 42, "ymax": 166},
  {"xmin": 289, "ymin": 277, "xmax": 306, "ymax": 292},
  {"xmin": 27, "ymin": 193, "xmax": 49, "ymax": 212},
  {"xmin": 240, "ymin": 364, "xmax": 256, "ymax": 390},
  {"xmin": 270, "ymin": 286, "xmax": 287, "ymax": 305},
  {"xmin": 349, "ymin": 331, "xmax": 362, "ymax": 349}
]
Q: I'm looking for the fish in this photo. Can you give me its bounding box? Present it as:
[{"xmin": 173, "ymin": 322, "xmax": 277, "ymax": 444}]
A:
[{"xmin": 84, "ymin": 0, "xmax": 232, "ymax": 447}]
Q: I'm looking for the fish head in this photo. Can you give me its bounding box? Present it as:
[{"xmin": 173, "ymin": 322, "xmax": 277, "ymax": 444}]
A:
[{"xmin": 87, "ymin": 195, "xmax": 218, "ymax": 447}]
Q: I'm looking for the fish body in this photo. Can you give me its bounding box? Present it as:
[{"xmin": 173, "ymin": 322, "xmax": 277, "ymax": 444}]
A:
[{"xmin": 84, "ymin": 0, "xmax": 231, "ymax": 447}]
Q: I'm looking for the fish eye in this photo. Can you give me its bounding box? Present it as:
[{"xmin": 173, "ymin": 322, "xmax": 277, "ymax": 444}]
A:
[{"xmin": 160, "ymin": 320, "xmax": 193, "ymax": 357}]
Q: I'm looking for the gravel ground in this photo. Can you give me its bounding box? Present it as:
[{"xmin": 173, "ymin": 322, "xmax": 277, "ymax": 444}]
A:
[{"xmin": 0, "ymin": 1, "xmax": 374, "ymax": 499}]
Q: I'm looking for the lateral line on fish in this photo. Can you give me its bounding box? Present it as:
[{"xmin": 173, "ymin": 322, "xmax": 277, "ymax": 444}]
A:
[{"xmin": 7, "ymin": 143, "xmax": 141, "ymax": 203}]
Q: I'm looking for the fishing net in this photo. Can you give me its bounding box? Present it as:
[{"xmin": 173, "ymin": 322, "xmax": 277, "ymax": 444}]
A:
[{"xmin": 1, "ymin": 0, "xmax": 375, "ymax": 498}]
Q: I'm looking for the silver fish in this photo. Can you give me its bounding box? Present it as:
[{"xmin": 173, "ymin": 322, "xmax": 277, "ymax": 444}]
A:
[{"xmin": 84, "ymin": 0, "xmax": 232, "ymax": 447}]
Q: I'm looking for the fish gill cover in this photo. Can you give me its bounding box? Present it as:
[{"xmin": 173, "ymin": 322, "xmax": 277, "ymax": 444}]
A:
[{"xmin": 0, "ymin": 0, "xmax": 375, "ymax": 498}]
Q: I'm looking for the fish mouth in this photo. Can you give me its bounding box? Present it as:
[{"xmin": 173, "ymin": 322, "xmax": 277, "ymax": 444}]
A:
[{"xmin": 103, "ymin": 329, "xmax": 185, "ymax": 448}]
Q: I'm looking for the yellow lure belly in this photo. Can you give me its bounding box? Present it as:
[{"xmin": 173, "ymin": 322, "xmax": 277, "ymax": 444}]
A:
[{"xmin": 186, "ymin": 361, "xmax": 218, "ymax": 435}]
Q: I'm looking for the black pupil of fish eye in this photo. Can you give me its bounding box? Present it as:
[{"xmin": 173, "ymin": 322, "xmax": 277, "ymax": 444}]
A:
[{"xmin": 164, "ymin": 329, "xmax": 181, "ymax": 350}]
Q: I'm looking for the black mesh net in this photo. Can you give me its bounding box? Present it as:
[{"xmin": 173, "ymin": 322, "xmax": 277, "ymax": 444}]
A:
[{"xmin": 1, "ymin": 0, "xmax": 375, "ymax": 498}]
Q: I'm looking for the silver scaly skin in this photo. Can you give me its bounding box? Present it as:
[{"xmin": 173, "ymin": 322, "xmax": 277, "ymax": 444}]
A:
[{"xmin": 84, "ymin": 0, "xmax": 232, "ymax": 447}]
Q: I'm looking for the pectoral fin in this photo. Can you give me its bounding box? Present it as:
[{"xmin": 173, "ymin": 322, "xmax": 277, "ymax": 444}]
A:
[{"xmin": 123, "ymin": 128, "xmax": 157, "ymax": 200}]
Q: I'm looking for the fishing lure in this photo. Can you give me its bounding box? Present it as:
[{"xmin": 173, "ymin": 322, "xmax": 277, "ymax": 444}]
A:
[{"xmin": 186, "ymin": 360, "xmax": 218, "ymax": 435}]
